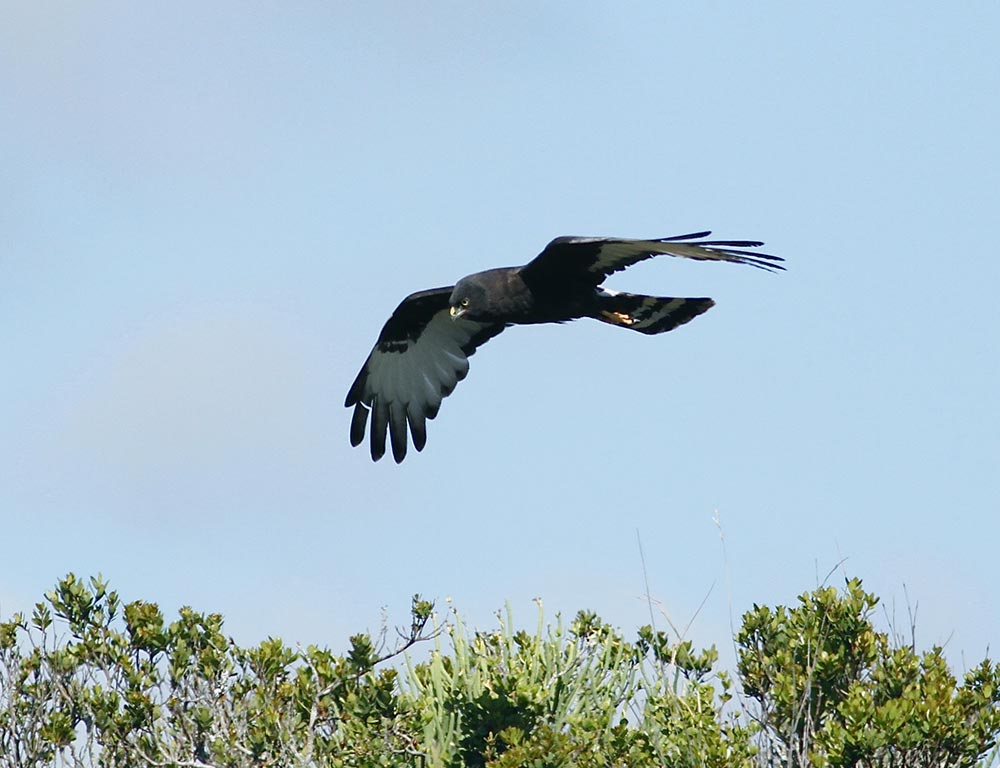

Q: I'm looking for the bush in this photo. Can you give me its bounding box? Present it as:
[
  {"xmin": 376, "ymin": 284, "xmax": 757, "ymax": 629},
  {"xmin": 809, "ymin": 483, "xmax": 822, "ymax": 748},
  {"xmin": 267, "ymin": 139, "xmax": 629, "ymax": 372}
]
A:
[
  {"xmin": 737, "ymin": 578, "xmax": 1000, "ymax": 767},
  {"xmin": 1, "ymin": 575, "xmax": 998, "ymax": 767},
  {"xmin": 405, "ymin": 604, "xmax": 752, "ymax": 767}
]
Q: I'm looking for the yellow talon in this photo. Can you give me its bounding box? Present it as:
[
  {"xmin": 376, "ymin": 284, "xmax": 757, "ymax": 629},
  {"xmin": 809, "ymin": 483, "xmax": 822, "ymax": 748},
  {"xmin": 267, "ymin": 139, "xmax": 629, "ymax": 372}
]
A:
[{"xmin": 601, "ymin": 310, "xmax": 635, "ymax": 325}]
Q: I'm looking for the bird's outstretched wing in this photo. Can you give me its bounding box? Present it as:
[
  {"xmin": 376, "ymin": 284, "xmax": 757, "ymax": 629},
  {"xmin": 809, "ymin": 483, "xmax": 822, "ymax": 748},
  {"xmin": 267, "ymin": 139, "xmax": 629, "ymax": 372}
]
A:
[
  {"xmin": 345, "ymin": 288, "xmax": 506, "ymax": 463},
  {"xmin": 521, "ymin": 231, "xmax": 784, "ymax": 286}
]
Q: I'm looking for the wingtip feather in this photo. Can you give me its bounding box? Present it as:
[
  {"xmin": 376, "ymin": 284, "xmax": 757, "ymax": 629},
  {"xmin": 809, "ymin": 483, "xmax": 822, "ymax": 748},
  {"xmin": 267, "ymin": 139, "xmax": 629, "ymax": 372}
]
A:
[
  {"xmin": 350, "ymin": 403, "xmax": 369, "ymax": 447},
  {"xmin": 388, "ymin": 403, "xmax": 409, "ymax": 463},
  {"xmin": 370, "ymin": 402, "xmax": 388, "ymax": 462}
]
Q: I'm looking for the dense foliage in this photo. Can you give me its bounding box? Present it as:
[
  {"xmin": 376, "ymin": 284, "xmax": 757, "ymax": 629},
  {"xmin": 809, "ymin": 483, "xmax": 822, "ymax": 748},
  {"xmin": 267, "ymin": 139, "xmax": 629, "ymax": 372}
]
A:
[{"xmin": 1, "ymin": 575, "xmax": 998, "ymax": 767}]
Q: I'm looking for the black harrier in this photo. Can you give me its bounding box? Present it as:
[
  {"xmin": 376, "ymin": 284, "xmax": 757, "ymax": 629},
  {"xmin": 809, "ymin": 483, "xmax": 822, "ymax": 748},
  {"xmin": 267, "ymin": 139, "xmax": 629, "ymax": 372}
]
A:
[{"xmin": 346, "ymin": 231, "xmax": 782, "ymax": 462}]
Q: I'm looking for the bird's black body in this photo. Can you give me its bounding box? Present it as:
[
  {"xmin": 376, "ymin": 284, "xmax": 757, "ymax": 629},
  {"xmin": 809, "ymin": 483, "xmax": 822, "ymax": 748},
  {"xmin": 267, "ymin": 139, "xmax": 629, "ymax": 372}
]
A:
[
  {"xmin": 452, "ymin": 266, "xmax": 598, "ymax": 326},
  {"xmin": 451, "ymin": 268, "xmax": 537, "ymax": 323},
  {"xmin": 347, "ymin": 231, "xmax": 783, "ymax": 462}
]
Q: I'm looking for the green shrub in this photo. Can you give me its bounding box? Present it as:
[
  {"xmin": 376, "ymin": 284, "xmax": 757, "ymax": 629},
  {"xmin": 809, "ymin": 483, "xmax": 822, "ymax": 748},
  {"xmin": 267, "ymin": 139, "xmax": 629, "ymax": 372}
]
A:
[
  {"xmin": 404, "ymin": 603, "xmax": 752, "ymax": 767},
  {"xmin": 1, "ymin": 575, "xmax": 998, "ymax": 767},
  {"xmin": 737, "ymin": 578, "xmax": 1000, "ymax": 767}
]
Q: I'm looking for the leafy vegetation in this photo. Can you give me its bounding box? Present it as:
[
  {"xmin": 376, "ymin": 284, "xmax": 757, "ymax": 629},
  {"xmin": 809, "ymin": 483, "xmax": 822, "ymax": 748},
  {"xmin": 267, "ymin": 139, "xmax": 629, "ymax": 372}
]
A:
[
  {"xmin": 738, "ymin": 580, "xmax": 1000, "ymax": 767},
  {"xmin": 1, "ymin": 575, "xmax": 998, "ymax": 767}
]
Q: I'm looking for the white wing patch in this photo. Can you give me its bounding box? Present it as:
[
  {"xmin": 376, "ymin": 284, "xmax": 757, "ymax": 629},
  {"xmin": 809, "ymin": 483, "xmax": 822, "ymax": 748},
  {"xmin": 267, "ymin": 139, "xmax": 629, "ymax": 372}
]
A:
[{"xmin": 347, "ymin": 308, "xmax": 503, "ymax": 462}]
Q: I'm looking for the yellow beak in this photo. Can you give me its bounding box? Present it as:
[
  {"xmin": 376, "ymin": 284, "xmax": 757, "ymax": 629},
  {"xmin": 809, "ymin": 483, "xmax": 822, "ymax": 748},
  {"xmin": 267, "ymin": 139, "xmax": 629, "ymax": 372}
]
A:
[{"xmin": 450, "ymin": 306, "xmax": 465, "ymax": 319}]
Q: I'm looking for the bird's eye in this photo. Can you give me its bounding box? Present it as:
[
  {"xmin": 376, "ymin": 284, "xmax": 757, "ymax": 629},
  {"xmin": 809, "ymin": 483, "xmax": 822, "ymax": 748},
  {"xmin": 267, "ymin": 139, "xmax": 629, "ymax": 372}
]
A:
[{"xmin": 460, "ymin": 298, "xmax": 470, "ymax": 308}]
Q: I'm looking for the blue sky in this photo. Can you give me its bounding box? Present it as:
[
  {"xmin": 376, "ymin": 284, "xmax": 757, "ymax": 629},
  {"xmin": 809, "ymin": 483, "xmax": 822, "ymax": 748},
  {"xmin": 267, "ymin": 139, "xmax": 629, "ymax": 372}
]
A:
[{"xmin": 2, "ymin": 2, "xmax": 998, "ymax": 670}]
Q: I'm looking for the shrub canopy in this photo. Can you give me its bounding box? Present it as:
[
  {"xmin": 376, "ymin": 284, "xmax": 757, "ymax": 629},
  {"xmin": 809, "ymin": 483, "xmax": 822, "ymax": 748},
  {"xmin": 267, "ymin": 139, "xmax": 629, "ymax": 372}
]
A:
[{"xmin": 1, "ymin": 575, "xmax": 998, "ymax": 767}]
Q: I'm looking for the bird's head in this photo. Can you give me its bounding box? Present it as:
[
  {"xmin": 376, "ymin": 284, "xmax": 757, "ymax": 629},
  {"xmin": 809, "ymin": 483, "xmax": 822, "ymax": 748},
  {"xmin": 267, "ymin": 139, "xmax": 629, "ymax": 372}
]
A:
[{"xmin": 448, "ymin": 277, "xmax": 487, "ymax": 321}]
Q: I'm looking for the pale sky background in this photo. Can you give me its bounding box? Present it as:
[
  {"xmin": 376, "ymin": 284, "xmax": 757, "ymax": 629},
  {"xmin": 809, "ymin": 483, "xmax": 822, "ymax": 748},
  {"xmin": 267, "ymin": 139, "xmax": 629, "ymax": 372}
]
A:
[{"xmin": 2, "ymin": 3, "xmax": 999, "ymax": 672}]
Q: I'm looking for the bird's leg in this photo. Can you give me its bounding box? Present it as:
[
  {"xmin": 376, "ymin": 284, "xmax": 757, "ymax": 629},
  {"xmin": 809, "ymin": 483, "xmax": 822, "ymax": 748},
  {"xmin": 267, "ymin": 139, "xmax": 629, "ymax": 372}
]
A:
[{"xmin": 600, "ymin": 310, "xmax": 636, "ymax": 326}]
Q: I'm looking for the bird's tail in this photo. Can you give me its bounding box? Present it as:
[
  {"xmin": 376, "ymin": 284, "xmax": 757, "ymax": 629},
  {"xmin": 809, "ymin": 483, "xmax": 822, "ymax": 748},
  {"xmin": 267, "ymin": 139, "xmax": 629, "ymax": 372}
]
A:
[{"xmin": 592, "ymin": 291, "xmax": 715, "ymax": 335}]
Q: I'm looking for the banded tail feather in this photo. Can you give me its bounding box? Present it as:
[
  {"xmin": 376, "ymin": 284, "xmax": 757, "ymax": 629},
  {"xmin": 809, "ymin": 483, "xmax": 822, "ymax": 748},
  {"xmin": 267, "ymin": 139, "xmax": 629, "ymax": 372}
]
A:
[{"xmin": 593, "ymin": 290, "xmax": 714, "ymax": 335}]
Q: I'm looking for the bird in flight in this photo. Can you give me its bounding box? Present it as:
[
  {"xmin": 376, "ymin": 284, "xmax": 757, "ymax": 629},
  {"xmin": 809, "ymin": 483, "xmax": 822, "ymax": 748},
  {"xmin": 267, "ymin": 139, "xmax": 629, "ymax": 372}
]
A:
[{"xmin": 346, "ymin": 231, "xmax": 783, "ymax": 462}]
